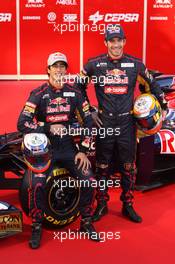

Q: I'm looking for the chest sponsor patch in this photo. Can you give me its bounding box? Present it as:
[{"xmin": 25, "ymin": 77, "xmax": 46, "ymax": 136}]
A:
[
  {"xmin": 47, "ymin": 105, "xmax": 70, "ymax": 113},
  {"xmin": 121, "ymin": 63, "xmax": 134, "ymax": 67},
  {"xmin": 46, "ymin": 114, "xmax": 68, "ymax": 123},
  {"xmin": 104, "ymin": 86, "xmax": 128, "ymax": 94},
  {"xmin": 63, "ymin": 92, "xmax": 75, "ymax": 97},
  {"xmin": 49, "ymin": 97, "xmax": 68, "ymax": 105}
]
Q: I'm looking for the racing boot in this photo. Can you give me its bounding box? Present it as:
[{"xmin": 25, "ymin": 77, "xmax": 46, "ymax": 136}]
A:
[
  {"xmin": 80, "ymin": 217, "xmax": 101, "ymax": 242},
  {"xmin": 29, "ymin": 223, "xmax": 42, "ymax": 249},
  {"xmin": 92, "ymin": 200, "xmax": 108, "ymax": 222},
  {"xmin": 122, "ymin": 203, "xmax": 142, "ymax": 223}
]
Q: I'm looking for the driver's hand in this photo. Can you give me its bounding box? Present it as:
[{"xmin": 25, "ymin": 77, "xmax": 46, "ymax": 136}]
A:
[
  {"xmin": 91, "ymin": 112, "xmax": 103, "ymax": 128},
  {"xmin": 75, "ymin": 152, "xmax": 91, "ymax": 172}
]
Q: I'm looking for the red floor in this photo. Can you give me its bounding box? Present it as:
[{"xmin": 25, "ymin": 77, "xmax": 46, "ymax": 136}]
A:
[
  {"xmin": 1, "ymin": 81, "xmax": 175, "ymax": 263},
  {"xmin": 1, "ymin": 186, "xmax": 175, "ymax": 264}
]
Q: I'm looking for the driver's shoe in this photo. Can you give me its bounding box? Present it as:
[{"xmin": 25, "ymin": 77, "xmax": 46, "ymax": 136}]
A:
[
  {"xmin": 80, "ymin": 217, "xmax": 101, "ymax": 242},
  {"xmin": 29, "ymin": 223, "xmax": 42, "ymax": 249},
  {"xmin": 122, "ymin": 203, "xmax": 142, "ymax": 223},
  {"xmin": 92, "ymin": 201, "xmax": 108, "ymax": 222}
]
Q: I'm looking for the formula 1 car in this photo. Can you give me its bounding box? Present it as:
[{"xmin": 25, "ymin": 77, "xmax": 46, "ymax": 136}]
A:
[{"xmin": 0, "ymin": 73, "xmax": 175, "ymax": 229}]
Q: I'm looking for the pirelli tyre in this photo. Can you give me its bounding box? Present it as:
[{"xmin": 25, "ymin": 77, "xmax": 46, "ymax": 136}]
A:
[{"xmin": 19, "ymin": 166, "xmax": 80, "ymax": 228}]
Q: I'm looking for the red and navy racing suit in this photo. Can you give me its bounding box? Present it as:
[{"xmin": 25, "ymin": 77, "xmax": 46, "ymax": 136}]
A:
[
  {"xmin": 17, "ymin": 82, "xmax": 94, "ymax": 223},
  {"xmin": 76, "ymin": 53, "xmax": 167, "ymax": 204}
]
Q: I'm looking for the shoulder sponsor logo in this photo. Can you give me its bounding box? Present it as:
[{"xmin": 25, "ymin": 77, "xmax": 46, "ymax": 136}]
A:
[
  {"xmin": 63, "ymin": 92, "xmax": 75, "ymax": 97},
  {"xmin": 25, "ymin": 0, "xmax": 45, "ymax": 8},
  {"xmin": 157, "ymin": 129, "xmax": 175, "ymax": 154},
  {"xmin": 56, "ymin": 0, "xmax": 77, "ymax": 5},
  {"xmin": 46, "ymin": 114, "xmax": 68, "ymax": 122},
  {"xmin": 23, "ymin": 16, "xmax": 41, "ymax": 20},
  {"xmin": 63, "ymin": 14, "xmax": 77, "ymax": 23},
  {"xmin": 121, "ymin": 63, "xmax": 134, "ymax": 67},
  {"xmin": 153, "ymin": 0, "xmax": 173, "ymax": 8},
  {"xmin": 26, "ymin": 102, "xmax": 37, "ymax": 109},
  {"xmin": 0, "ymin": 13, "xmax": 12, "ymax": 22},
  {"xmin": 89, "ymin": 11, "xmax": 139, "ymax": 24}
]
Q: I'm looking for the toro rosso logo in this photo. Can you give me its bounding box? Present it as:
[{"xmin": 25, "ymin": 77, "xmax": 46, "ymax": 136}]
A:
[{"xmin": 158, "ymin": 129, "xmax": 175, "ymax": 154}]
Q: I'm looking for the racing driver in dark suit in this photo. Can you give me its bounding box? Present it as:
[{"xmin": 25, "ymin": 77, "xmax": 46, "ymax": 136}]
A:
[
  {"xmin": 17, "ymin": 52, "xmax": 101, "ymax": 249},
  {"xmin": 76, "ymin": 24, "xmax": 167, "ymax": 224}
]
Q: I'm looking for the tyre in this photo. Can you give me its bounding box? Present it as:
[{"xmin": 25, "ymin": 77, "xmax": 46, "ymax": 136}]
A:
[{"xmin": 19, "ymin": 166, "xmax": 80, "ymax": 228}]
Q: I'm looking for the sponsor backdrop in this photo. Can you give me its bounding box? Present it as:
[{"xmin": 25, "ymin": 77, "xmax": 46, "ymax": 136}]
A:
[{"xmin": 0, "ymin": 0, "xmax": 174, "ymax": 78}]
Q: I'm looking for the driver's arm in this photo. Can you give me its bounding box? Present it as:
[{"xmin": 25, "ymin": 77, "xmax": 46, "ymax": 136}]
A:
[{"xmin": 17, "ymin": 90, "xmax": 50, "ymax": 134}]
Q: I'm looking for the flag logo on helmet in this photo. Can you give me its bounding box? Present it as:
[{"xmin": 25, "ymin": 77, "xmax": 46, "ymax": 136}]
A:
[{"xmin": 22, "ymin": 133, "xmax": 51, "ymax": 173}]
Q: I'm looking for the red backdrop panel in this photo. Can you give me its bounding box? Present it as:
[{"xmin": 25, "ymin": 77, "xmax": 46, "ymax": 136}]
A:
[
  {"xmin": 83, "ymin": 0, "xmax": 144, "ymax": 65},
  {"xmin": 0, "ymin": 0, "xmax": 17, "ymax": 74},
  {"xmin": 147, "ymin": 0, "xmax": 175, "ymax": 74},
  {"xmin": 20, "ymin": 0, "xmax": 80, "ymax": 74}
]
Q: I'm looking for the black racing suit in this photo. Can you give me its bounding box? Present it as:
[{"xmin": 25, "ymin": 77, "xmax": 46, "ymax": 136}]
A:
[
  {"xmin": 17, "ymin": 82, "xmax": 94, "ymax": 223},
  {"xmin": 76, "ymin": 53, "xmax": 167, "ymax": 204}
]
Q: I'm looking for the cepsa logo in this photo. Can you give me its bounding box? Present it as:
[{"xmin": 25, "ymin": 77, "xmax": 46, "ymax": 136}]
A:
[
  {"xmin": 0, "ymin": 13, "xmax": 12, "ymax": 22},
  {"xmin": 89, "ymin": 11, "xmax": 139, "ymax": 24},
  {"xmin": 153, "ymin": 0, "xmax": 173, "ymax": 8},
  {"xmin": 25, "ymin": 0, "xmax": 45, "ymax": 8},
  {"xmin": 158, "ymin": 129, "xmax": 175, "ymax": 154}
]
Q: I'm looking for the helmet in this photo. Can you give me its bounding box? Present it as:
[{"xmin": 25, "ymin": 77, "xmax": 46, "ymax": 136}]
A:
[
  {"xmin": 133, "ymin": 93, "xmax": 162, "ymax": 135},
  {"xmin": 22, "ymin": 133, "xmax": 51, "ymax": 173}
]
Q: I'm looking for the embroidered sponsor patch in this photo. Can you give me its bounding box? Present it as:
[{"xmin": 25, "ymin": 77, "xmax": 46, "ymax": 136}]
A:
[
  {"xmin": 81, "ymin": 137, "xmax": 91, "ymax": 148},
  {"xmin": 104, "ymin": 86, "xmax": 128, "ymax": 94},
  {"xmin": 26, "ymin": 101, "xmax": 37, "ymax": 109},
  {"xmin": 49, "ymin": 97, "xmax": 68, "ymax": 105},
  {"xmin": 63, "ymin": 92, "xmax": 75, "ymax": 97},
  {"xmin": 121, "ymin": 63, "xmax": 134, "ymax": 67},
  {"xmin": 47, "ymin": 105, "xmax": 70, "ymax": 113},
  {"xmin": 82, "ymin": 101, "xmax": 90, "ymax": 112},
  {"xmin": 24, "ymin": 105, "xmax": 35, "ymax": 113},
  {"xmin": 24, "ymin": 121, "xmax": 37, "ymax": 129},
  {"xmin": 46, "ymin": 114, "xmax": 68, "ymax": 122}
]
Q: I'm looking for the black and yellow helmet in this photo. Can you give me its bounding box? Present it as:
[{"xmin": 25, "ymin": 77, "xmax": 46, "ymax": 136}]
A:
[{"xmin": 133, "ymin": 93, "xmax": 162, "ymax": 135}]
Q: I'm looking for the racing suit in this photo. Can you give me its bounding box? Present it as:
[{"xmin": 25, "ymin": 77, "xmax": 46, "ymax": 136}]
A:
[
  {"xmin": 17, "ymin": 82, "xmax": 94, "ymax": 223},
  {"xmin": 76, "ymin": 53, "xmax": 167, "ymax": 204}
]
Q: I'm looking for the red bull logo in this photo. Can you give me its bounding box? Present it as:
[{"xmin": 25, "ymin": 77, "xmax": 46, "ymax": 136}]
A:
[
  {"xmin": 49, "ymin": 97, "xmax": 68, "ymax": 105},
  {"xmin": 106, "ymin": 69, "xmax": 126, "ymax": 76}
]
